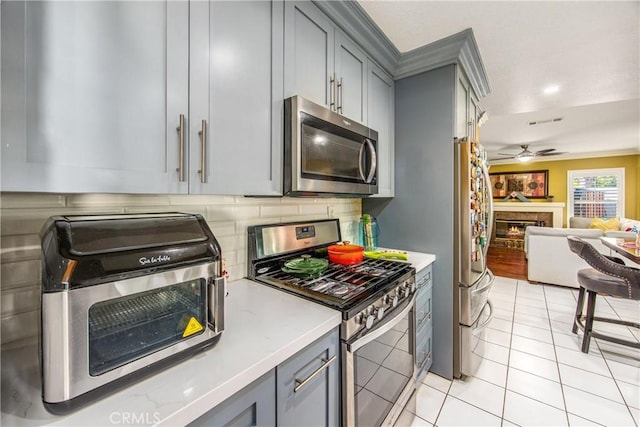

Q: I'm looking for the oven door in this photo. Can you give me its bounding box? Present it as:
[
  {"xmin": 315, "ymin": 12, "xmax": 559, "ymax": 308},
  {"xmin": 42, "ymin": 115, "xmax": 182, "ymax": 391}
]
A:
[
  {"xmin": 342, "ymin": 295, "xmax": 416, "ymax": 427},
  {"xmin": 286, "ymin": 96, "xmax": 378, "ymax": 196},
  {"xmin": 42, "ymin": 263, "xmax": 223, "ymax": 404}
]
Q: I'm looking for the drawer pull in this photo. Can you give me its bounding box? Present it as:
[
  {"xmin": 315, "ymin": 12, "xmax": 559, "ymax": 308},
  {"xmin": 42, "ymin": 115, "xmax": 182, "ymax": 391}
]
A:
[
  {"xmin": 294, "ymin": 355, "xmax": 336, "ymax": 393},
  {"xmin": 418, "ymin": 311, "xmax": 431, "ymax": 326},
  {"xmin": 417, "ymin": 272, "xmax": 431, "ymax": 289},
  {"xmin": 419, "ymin": 352, "xmax": 432, "ymax": 369}
]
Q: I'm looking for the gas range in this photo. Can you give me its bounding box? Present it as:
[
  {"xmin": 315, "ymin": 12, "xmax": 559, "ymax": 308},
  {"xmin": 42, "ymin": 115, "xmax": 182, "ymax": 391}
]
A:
[{"xmin": 247, "ymin": 219, "xmax": 415, "ymax": 341}]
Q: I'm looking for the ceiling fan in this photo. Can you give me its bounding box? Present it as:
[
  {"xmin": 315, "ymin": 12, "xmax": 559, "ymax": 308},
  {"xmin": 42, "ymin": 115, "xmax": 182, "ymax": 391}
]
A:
[{"xmin": 491, "ymin": 145, "xmax": 566, "ymax": 163}]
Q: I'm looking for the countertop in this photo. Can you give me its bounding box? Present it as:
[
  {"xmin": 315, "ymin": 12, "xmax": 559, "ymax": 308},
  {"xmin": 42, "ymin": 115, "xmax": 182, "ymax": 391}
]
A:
[
  {"xmin": 377, "ymin": 248, "xmax": 436, "ymax": 272},
  {"xmin": 1, "ymin": 279, "xmax": 342, "ymax": 427},
  {"xmin": 1, "ymin": 250, "xmax": 434, "ymax": 427}
]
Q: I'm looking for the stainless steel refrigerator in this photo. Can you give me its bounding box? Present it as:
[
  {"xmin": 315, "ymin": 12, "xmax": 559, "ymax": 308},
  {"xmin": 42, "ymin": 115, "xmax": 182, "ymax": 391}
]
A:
[{"xmin": 454, "ymin": 137, "xmax": 495, "ymax": 377}]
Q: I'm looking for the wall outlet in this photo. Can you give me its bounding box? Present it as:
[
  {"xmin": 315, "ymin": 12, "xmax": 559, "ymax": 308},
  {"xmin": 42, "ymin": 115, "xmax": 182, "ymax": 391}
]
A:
[{"xmin": 327, "ymin": 205, "xmax": 335, "ymax": 218}]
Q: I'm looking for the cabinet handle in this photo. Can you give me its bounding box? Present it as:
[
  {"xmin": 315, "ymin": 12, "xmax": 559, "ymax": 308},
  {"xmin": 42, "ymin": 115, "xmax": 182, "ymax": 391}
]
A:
[
  {"xmin": 329, "ymin": 73, "xmax": 336, "ymax": 111},
  {"xmin": 198, "ymin": 119, "xmax": 207, "ymax": 184},
  {"xmin": 418, "ymin": 311, "xmax": 431, "ymax": 327},
  {"xmin": 176, "ymin": 114, "xmax": 185, "ymax": 182},
  {"xmin": 337, "ymin": 77, "xmax": 343, "ymax": 113},
  {"xmin": 419, "ymin": 352, "xmax": 432, "ymax": 369},
  {"xmin": 294, "ymin": 355, "xmax": 336, "ymax": 393},
  {"xmin": 417, "ymin": 272, "xmax": 432, "ymax": 289}
]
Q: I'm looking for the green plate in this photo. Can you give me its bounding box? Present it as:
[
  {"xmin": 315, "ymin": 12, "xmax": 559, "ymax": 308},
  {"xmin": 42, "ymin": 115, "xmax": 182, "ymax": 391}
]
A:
[{"xmin": 281, "ymin": 257, "xmax": 328, "ymax": 278}]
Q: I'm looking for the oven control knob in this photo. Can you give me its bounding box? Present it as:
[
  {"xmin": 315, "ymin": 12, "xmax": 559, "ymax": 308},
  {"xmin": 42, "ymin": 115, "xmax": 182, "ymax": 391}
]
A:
[
  {"xmin": 402, "ymin": 287, "xmax": 410, "ymax": 298},
  {"xmin": 364, "ymin": 315, "xmax": 375, "ymax": 329},
  {"xmin": 357, "ymin": 312, "xmax": 375, "ymax": 329},
  {"xmin": 374, "ymin": 307, "xmax": 385, "ymax": 320},
  {"xmin": 385, "ymin": 294, "xmax": 398, "ymax": 308}
]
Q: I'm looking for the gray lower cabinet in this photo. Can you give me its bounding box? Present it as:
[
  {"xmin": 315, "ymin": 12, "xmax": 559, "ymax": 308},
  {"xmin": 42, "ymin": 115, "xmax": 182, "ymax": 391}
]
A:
[
  {"xmin": 188, "ymin": 328, "xmax": 340, "ymax": 426},
  {"xmin": 1, "ymin": 1, "xmax": 189, "ymax": 194},
  {"xmin": 188, "ymin": 370, "xmax": 276, "ymax": 427},
  {"xmin": 415, "ymin": 264, "xmax": 434, "ymax": 383},
  {"xmin": 276, "ymin": 328, "xmax": 340, "ymax": 427}
]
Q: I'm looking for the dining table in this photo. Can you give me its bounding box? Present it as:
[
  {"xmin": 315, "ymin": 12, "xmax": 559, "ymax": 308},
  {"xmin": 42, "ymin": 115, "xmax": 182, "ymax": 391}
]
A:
[{"xmin": 601, "ymin": 236, "xmax": 640, "ymax": 264}]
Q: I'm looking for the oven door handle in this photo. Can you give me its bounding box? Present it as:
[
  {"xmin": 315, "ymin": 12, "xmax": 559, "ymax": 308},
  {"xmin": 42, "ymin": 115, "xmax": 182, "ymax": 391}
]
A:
[{"xmin": 347, "ymin": 294, "xmax": 416, "ymax": 353}]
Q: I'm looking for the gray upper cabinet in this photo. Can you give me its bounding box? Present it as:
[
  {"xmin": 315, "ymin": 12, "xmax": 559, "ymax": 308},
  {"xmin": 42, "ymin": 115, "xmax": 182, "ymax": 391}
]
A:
[
  {"xmin": 284, "ymin": 1, "xmax": 367, "ymax": 124},
  {"xmin": 1, "ymin": 0, "xmax": 283, "ymax": 196},
  {"xmin": 189, "ymin": 1, "xmax": 283, "ymax": 195},
  {"xmin": 456, "ymin": 71, "xmax": 480, "ymax": 141},
  {"xmin": 367, "ymin": 60, "xmax": 395, "ymax": 198},
  {"xmin": 1, "ymin": 1, "xmax": 189, "ymax": 194},
  {"xmin": 284, "ymin": 1, "xmax": 334, "ymax": 109},
  {"xmin": 335, "ymin": 32, "xmax": 367, "ymax": 123},
  {"xmin": 276, "ymin": 328, "xmax": 340, "ymax": 427}
]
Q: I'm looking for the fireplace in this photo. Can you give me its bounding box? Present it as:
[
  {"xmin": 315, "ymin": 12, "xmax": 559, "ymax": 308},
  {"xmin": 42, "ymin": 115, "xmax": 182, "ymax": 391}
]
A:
[
  {"xmin": 494, "ymin": 219, "xmax": 544, "ymax": 249},
  {"xmin": 491, "ymin": 211, "xmax": 553, "ymax": 250}
]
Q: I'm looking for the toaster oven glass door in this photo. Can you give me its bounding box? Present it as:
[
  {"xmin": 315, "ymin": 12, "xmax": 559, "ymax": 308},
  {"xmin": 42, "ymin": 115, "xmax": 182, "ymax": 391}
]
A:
[{"xmin": 88, "ymin": 278, "xmax": 206, "ymax": 376}]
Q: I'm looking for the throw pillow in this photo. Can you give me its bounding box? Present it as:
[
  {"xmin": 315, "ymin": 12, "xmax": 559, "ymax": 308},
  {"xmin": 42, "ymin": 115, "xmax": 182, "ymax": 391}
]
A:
[
  {"xmin": 589, "ymin": 217, "xmax": 620, "ymax": 232},
  {"xmin": 620, "ymin": 218, "xmax": 640, "ymax": 233}
]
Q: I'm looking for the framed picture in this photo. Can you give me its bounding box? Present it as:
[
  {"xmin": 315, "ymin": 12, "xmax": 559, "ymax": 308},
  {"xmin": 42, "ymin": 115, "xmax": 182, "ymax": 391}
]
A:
[{"xmin": 489, "ymin": 170, "xmax": 549, "ymax": 199}]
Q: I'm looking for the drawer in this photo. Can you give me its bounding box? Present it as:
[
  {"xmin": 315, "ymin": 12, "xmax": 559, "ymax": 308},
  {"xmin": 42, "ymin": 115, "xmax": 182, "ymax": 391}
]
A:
[
  {"xmin": 416, "ymin": 326, "xmax": 433, "ymax": 383},
  {"xmin": 415, "ymin": 265, "xmax": 432, "ymax": 292},
  {"xmin": 416, "ymin": 287, "xmax": 432, "ymax": 332}
]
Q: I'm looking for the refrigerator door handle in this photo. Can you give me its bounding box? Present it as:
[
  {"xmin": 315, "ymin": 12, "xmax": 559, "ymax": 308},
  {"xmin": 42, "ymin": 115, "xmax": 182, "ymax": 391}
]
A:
[
  {"xmin": 481, "ymin": 163, "xmax": 494, "ymax": 261},
  {"xmin": 471, "ymin": 269, "xmax": 494, "ymax": 297},
  {"xmin": 476, "ymin": 299, "xmax": 495, "ymax": 331}
]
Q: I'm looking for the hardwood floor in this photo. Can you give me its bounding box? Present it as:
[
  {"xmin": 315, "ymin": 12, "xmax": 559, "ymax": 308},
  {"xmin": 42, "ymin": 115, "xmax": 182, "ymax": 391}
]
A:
[{"xmin": 487, "ymin": 245, "xmax": 528, "ymax": 281}]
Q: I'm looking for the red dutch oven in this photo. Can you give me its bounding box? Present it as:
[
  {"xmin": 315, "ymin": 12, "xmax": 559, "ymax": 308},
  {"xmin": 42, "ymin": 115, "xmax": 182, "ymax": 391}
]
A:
[{"xmin": 327, "ymin": 242, "xmax": 365, "ymax": 265}]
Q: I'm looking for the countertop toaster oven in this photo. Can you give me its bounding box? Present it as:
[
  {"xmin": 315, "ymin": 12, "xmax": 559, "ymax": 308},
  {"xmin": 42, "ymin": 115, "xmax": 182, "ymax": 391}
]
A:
[{"xmin": 40, "ymin": 213, "xmax": 225, "ymax": 414}]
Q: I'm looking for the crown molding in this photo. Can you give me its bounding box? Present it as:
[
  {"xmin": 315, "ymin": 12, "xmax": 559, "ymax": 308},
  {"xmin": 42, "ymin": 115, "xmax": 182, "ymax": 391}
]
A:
[
  {"xmin": 394, "ymin": 28, "xmax": 491, "ymax": 98},
  {"xmin": 312, "ymin": 3, "xmax": 490, "ymax": 98},
  {"xmin": 313, "ymin": 0, "xmax": 401, "ymax": 75}
]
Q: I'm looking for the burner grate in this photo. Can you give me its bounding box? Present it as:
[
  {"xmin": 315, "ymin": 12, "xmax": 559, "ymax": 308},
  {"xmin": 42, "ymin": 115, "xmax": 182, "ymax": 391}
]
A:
[{"xmin": 255, "ymin": 257, "xmax": 411, "ymax": 303}]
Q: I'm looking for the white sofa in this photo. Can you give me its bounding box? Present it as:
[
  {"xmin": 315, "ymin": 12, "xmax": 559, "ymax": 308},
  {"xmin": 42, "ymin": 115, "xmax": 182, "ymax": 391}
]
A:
[{"xmin": 525, "ymin": 218, "xmax": 639, "ymax": 288}]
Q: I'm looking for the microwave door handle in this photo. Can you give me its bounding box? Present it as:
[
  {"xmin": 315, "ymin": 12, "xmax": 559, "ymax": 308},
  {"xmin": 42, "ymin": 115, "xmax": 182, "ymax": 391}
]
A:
[
  {"xmin": 358, "ymin": 142, "xmax": 367, "ymax": 182},
  {"xmin": 365, "ymin": 138, "xmax": 377, "ymax": 184}
]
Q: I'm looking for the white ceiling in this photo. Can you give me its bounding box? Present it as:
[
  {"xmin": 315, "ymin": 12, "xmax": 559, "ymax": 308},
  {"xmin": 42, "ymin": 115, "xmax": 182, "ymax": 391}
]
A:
[{"xmin": 357, "ymin": 0, "xmax": 640, "ymax": 164}]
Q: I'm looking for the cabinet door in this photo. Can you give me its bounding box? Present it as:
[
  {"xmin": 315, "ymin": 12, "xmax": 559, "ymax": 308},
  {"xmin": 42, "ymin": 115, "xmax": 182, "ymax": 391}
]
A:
[
  {"xmin": 367, "ymin": 60, "xmax": 394, "ymax": 197},
  {"xmin": 277, "ymin": 328, "xmax": 340, "ymax": 427},
  {"xmin": 335, "ymin": 32, "xmax": 367, "ymax": 123},
  {"xmin": 1, "ymin": 1, "xmax": 189, "ymax": 193},
  {"xmin": 188, "ymin": 370, "xmax": 276, "ymax": 427},
  {"xmin": 190, "ymin": 0, "xmax": 283, "ymax": 195},
  {"xmin": 455, "ymin": 73, "xmax": 470, "ymax": 139},
  {"xmin": 284, "ymin": 1, "xmax": 335, "ymax": 109}
]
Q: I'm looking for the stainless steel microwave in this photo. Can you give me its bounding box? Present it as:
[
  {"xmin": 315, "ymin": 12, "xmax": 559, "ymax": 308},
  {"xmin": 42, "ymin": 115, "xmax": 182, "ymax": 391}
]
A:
[{"xmin": 284, "ymin": 96, "xmax": 378, "ymax": 197}]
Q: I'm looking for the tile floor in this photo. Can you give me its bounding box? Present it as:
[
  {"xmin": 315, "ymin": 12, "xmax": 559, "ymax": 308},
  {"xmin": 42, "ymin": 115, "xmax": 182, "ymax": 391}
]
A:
[{"xmin": 397, "ymin": 275, "xmax": 640, "ymax": 426}]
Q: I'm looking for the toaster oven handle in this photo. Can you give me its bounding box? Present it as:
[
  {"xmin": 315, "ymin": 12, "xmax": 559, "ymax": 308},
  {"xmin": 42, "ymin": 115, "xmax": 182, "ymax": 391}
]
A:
[
  {"xmin": 210, "ymin": 276, "xmax": 225, "ymax": 333},
  {"xmin": 365, "ymin": 138, "xmax": 377, "ymax": 184}
]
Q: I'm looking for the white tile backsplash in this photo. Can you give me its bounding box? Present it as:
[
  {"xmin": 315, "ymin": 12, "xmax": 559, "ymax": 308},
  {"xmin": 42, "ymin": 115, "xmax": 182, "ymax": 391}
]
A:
[{"xmin": 0, "ymin": 192, "xmax": 361, "ymax": 346}]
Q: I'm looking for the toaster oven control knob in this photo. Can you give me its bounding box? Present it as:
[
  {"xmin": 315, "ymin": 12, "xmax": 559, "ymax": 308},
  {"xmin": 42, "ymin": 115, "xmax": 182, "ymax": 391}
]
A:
[{"xmin": 385, "ymin": 294, "xmax": 398, "ymax": 308}]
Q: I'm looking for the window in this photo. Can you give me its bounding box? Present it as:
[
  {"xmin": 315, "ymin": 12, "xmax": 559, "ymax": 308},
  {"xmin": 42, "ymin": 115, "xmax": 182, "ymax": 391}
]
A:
[{"xmin": 568, "ymin": 168, "xmax": 625, "ymax": 219}]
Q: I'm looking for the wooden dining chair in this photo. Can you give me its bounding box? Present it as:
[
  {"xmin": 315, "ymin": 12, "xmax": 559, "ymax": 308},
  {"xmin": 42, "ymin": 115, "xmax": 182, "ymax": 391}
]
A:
[{"xmin": 567, "ymin": 235, "xmax": 640, "ymax": 353}]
